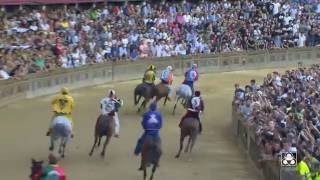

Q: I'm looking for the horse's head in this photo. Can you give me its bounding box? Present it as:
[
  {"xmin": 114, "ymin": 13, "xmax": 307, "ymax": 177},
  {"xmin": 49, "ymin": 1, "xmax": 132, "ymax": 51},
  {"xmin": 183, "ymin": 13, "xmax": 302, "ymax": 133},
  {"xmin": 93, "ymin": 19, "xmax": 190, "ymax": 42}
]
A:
[{"xmin": 30, "ymin": 159, "xmax": 43, "ymax": 180}]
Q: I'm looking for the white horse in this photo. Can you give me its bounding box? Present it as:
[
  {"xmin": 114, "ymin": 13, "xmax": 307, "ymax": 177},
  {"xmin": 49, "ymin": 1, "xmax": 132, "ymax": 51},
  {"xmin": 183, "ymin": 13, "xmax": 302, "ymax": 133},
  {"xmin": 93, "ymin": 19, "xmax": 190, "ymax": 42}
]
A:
[
  {"xmin": 172, "ymin": 84, "xmax": 192, "ymax": 115},
  {"xmin": 49, "ymin": 116, "xmax": 72, "ymax": 158}
]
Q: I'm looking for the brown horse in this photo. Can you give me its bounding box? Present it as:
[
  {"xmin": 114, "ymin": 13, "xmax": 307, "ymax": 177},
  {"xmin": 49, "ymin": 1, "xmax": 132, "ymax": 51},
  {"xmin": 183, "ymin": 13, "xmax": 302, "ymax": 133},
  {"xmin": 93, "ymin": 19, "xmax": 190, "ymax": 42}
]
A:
[
  {"xmin": 140, "ymin": 135, "xmax": 162, "ymax": 180},
  {"xmin": 30, "ymin": 159, "xmax": 43, "ymax": 180},
  {"xmin": 175, "ymin": 117, "xmax": 199, "ymax": 158},
  {"xmin": 89, "ymin": 114, "xmax": 115, "ymax": 157},
  {"xmin": 154, "ymin": 82, "xmax": 170, "ymax": 106},
  {"xmin": 134, "ymin": 83, "xmax": 155, "ymax": 112}
]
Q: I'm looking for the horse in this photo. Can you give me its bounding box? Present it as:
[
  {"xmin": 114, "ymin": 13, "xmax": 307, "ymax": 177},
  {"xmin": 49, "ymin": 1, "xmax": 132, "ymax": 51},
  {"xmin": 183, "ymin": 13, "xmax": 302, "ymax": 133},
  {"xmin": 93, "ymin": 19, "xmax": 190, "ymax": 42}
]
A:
[
  {"xmin": 154, "ymin": 82, "xmax": 170, "ymax": 106},
  {"xmin": 175, "ymin": 117, "xmax": 199, "ymax": 158},
  {"xmin": 172, "ymin": 84, "xmax": 192, "ymax": 115},
  {"xmin": 89, "ymin": 114, "xmax": 115, "ymax": 157},
  {"xmin": 30, "ymin": 159, "xmax": 63, "ymax": 180},
  {"xmin": 140, "ymin": 135, "xmax": 162, "ymax": 180},
  {"xmin": 134, "ymin": 83, "xmax": 156, "ymax": 112},
  {"xmin": 49, "ymin": 116, "xmax": 72, "ymax": 158},
  {"xmin": 30, "ymin": 159, "xmax": 43, "ymax": 180}
]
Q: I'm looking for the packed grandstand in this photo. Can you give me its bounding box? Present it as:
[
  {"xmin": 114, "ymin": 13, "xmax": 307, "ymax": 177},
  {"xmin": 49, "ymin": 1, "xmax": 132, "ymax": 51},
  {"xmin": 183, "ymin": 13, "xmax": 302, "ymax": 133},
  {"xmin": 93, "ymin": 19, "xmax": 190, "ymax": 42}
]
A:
[{"xmin": 0, "ymin": 0, "xmax": 319, "ymax": 80}]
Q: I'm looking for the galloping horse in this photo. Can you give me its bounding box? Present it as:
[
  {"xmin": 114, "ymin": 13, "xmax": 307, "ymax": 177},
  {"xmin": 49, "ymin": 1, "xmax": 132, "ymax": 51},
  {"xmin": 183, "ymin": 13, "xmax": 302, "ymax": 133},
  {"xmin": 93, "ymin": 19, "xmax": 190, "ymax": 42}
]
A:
[
  {"xmin": 175, "ymin": 117, "xmax": 199, "ymax": 158},
  {"xmin": 89, "ymin": 114, "xmax": 115, "ymax": 157},
  {"xmin": 154, "ymin": 82, "xmax": 170, "ymax": 105},
  {"xmin": 30, "ymin": 159, "xmax": 43, "ymax": 180},
  {"xmin": 134, "ymin": 83, "xmax": 155, "ymax": 112},
  {"xmin": 49, "ymin": 116, "xmax": 72, "ymax": 158},
  {"xmin": 172, "ymin": 84, "xmax": 192, "ymax": 115},
  {"xmin": 140, "ymin": 135, "xmax": 162, "ymax": 180}
]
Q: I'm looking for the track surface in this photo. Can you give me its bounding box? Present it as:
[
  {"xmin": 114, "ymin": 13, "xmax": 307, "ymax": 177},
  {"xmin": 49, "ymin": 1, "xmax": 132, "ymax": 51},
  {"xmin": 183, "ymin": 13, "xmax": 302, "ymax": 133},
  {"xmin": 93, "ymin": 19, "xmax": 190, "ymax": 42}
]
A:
[{"xmin": 0, "ymin": 69, "xmax": 271, "ymax": 180}]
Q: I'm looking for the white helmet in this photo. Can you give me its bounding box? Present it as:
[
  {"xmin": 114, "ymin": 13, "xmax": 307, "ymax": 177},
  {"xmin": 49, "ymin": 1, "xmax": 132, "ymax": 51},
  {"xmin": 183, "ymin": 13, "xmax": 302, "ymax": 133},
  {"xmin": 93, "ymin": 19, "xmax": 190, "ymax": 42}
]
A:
[
  {"xmin": 167, "ymin": 65, "xmax": 173, "ymax": 71},
  {"xmin": 108, "ymin": 89, "xmax": 116, "ymax": 97}
]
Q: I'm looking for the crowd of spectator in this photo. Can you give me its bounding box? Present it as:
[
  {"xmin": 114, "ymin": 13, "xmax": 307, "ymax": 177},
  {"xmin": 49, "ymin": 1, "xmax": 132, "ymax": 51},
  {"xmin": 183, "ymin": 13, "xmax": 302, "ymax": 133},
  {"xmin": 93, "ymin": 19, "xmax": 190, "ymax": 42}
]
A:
[
  {"xmin": 233, "ymin": 64, "xmax": 320, "ymax": 178},
  {"xmin": 0, "ymin": 0, "xmax": 320, "ymax": 80}
]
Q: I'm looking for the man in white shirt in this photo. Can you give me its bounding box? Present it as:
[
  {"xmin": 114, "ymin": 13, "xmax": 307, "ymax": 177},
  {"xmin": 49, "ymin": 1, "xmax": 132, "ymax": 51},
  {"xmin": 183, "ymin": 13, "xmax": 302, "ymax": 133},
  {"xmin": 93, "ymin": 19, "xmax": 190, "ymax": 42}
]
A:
[
  {"xmin": 297, "ymin": 32, "xmax": 306, "ymax": 47},
  {"xmin": 0, "ymin": 66, "xmax": 10, "ymax": 80},
  {"xmin": 272, "ymin": 1, "xmax": 281, "ymax": 15}
]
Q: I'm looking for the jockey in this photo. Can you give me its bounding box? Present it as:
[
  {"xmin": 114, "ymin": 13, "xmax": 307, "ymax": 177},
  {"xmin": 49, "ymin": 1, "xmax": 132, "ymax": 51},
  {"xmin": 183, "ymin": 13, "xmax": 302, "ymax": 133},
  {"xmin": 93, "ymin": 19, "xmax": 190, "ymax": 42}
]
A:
[
  {"xmin": 143, "ymin": 64, "xmax": 156, "ymax": 87},
  {"xmin": 134, "ymin": 103, "xmax": 162, "ymax": 156},
  {"xmin": 179, "ymin": 91, "xmax": 204, "ymax": 133},
  {"xmin": 41, "ymin": 154, "xmax": 66, "ymax": 180},
  {"xmin": 160, "ymin": 65, "xmax": 174, "ymax": 100},
  {"xmin": 100, "ymin": 89, "xmax": 123, "ymax": 138},
  {"xmin": 47, "ymin": 87, "xmax": 74, "ymax": 137},
  {"xmin": 183, "ymin": 63, "xmax": 198, "ymax": 95}
]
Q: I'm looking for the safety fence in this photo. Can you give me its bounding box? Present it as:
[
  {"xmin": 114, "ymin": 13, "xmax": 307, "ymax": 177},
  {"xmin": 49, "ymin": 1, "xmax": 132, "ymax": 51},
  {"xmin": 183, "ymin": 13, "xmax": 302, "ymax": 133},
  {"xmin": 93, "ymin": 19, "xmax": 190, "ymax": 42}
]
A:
[
  {"xmin": 232, "ymin": 106, "xmax": 301, "ymax": 180},
  {"xmin": 0, "ymin": 48, "xmax": 319, "ymax": 108}
]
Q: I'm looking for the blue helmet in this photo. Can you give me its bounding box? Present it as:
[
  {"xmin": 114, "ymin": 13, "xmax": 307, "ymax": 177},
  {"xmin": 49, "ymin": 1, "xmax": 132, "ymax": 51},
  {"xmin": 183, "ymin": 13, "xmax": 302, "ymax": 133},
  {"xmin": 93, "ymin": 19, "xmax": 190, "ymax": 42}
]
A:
[{"xmin": 149, "ymin": 103, "xmax": 157, "ymax": 111}]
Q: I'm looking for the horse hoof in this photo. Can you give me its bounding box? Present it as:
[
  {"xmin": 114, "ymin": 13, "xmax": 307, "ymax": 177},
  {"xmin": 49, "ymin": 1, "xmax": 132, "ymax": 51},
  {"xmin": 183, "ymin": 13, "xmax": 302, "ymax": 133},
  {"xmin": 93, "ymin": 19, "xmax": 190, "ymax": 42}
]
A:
[
  {"xmin": 49, "ymin": 147, "xmax": 53, "ymax": 151},
  {"xmin": 138, "ymin": 167, "xmax": 143, "ymax": 171},
  {"xmin": 100, "ymin": 152, "xmax": 105, "ymax": 157},
  {"xmin": 89, "ymin": 152, "xmax": 93, "ymax": 156},
  {"xmin": 61, "ymin": 154, "xmax": 65, "ymax": 158},
  {"xmin": 175, "ymin": 155, "xmax": 180, "ymax": 159}
]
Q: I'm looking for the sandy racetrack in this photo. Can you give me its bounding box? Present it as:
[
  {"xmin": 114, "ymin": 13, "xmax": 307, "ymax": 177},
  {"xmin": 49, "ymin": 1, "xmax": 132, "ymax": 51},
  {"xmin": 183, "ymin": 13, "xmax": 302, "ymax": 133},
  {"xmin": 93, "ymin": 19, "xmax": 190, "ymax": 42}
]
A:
[{"xmin": 0, "ymin": 70, "xmax": 269, "ymax": 180}]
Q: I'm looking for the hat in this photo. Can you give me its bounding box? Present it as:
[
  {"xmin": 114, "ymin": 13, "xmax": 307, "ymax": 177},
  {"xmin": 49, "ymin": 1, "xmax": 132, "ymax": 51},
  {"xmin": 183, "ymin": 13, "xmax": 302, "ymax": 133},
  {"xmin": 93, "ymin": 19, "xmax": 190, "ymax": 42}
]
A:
[
  {"xmin": 61, "ymin": 87, "xmax": 69, "ymax": 95},
  {"xmin": 150, "ymin": 103, "xmax": 157, "ymax": 111},
  {"xmin": 48, "ymin": 153, "xmax": 58, "ymax": 164},
  {"xmin": 108, "ymin": 89, "xmax": 116, "ymax": 97},
  {"xmin": 167, "ymin": 65, "xmax": 173, "ymax": 71},
  {"xmin": 195, "ymin": 91, "xmax": 201, "ymax": 97},
  {"xmin": 148, "ymin": 64, "xmax": 156, "ymax": 71},
  {"xmin": 191, "ymin": 63, "xmax": 197, "ymax": 69}
]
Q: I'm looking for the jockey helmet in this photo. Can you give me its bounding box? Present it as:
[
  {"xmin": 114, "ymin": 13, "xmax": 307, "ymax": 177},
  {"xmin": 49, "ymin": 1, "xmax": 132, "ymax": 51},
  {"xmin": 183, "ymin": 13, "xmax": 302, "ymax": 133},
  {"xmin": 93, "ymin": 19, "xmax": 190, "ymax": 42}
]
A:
[
  {"xmin": 61, "ymin": 87, "xmax": 69, "ymax": 95},
  {"xmin": 48, "ymin": 153, "xmax": 58, "ymax": 165},
  {"xmin": 167, "ymin": 65, "xmax": 173, "ymax": 71},
  {"xmin": 148, "ymin": 64, "xmax": 156, "ymax": 71},
  {"xmin": 192, "ymin": 64, "xmax": 198, "ymax": 69},
  {"xmin": 150, "ymin": 103, "xmax": 157, "ymax": 111},
  {"xmin": 108, "ymin": 89, "xmax": 116, "ymax": 98},
  {"xmin": 195, "ymin": 91, "xmax": 201, "ymax": 97}
]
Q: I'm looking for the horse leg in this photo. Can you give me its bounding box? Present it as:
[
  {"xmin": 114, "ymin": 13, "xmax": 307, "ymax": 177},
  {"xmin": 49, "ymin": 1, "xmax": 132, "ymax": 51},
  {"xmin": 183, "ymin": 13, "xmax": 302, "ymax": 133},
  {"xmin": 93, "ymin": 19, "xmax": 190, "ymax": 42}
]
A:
[
  {"xmin": 97, "ymin": 136, "xmax": 102, "ymax": 147},
  {"xmin": 101, "ymin": 135, "xmax": 111, "ymax": 157},
  {"xmin": 61, "ymin": 138, "xmax": 67, "ymax": 158},
  {"xmin": 163, "ymin": 96, "xmax": 168, "ymax": 106},
  {"xmin": 58, "ymin": 138, "xmax": 63, "ymax": 155},
  {"xmin": 49, "ymin": 136, "xmax": 54, "ymax": 151},
  {"xmin": 135, "ymin": 94, "xmax": 142, "ymax": 106},
  {"xmin": 138, "ymin": 99, "xmax": 146, "ymax": 113},
  {"xmin": 172, "ymin": 97, "xmax": 181, "ymax": 115},
  {"xmin": 185, "ymin": 136, "xmax": 192, "ymax": 153},
  {"xmin": 143, "ymin": 167, "xmax": 147, "ymax": 180},
  {"xmin": 89, "ymin": 135, "xmax": 98, "ymax": 156},
  {"xmin": 175, "ymin": 131, "xmax": 185, "ymax": 158},
  {"xmin": 149, "ymin": 164, "xmax": 157, "ymax": 180}
]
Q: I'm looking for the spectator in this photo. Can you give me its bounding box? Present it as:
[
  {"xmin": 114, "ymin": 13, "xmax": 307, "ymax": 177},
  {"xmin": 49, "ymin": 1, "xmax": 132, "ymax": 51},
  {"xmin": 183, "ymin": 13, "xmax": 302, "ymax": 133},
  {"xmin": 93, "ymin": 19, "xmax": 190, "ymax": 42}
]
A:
[{"xmin": 0, "ymin": 0, "xmax": 319, "ymax": 80}]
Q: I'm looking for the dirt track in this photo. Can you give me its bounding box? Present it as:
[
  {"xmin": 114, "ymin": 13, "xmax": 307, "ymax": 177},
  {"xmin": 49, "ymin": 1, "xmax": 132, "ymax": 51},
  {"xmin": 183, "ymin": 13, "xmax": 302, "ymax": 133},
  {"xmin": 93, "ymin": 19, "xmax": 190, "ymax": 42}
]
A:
[{"xmin": 0, "ymin": 69, "xmax": 272, "ymax": 180}]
